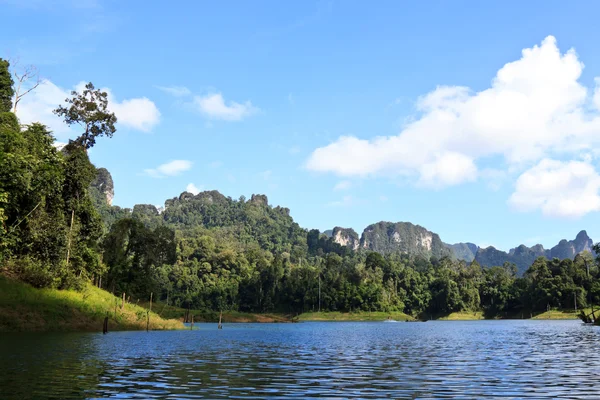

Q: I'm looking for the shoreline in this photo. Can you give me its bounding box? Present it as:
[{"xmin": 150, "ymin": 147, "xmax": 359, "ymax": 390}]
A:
[{"xmin": 0, "ymin": 276, "xmax": 184, "ymax": 333}]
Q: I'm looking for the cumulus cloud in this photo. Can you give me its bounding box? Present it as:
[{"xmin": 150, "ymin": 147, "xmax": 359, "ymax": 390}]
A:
[
  {"xmin": 508, "ymin": 159, "xmax": 600, "ymax": 218},
  {"xmin": 193, "ymin": 93, "xmax": 259, "ymax": 121},
  {"xmin": 16, "ymin": 79, "xmax": 73, "ymax": 136},
  {"xmin": 306, "ymin": 36, "xmax": 600, "ymax": 190},
  {"xmin": 156, "ymin": 85, "xmax": 191, "ymax": 97},
  {"xmin": 16, "ymin": 79, "xmax": 161, "ymax": 138},
  {"xmin": 186, "ymin": 183, "xmax": 202, "ymax": 195},
  {"xmin": 109, "ymin": 96, "xmax": 160, "ymax": 132},
  {"xmin": 418, "ymin": 152, "xmax": 477, "ymax": 188},
  {"xmin": 144, "ymin": 160, "xmax": 192, "ymax": 178}
]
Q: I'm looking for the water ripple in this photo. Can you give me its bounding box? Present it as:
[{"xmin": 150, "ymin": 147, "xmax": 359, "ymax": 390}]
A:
[{"xmin": 1, "ymin": 320, "xmax": 600, "ymax": 398}]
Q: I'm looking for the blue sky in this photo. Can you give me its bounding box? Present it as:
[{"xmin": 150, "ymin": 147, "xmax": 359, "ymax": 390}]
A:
[{"xmin": 3, "ymin": 0, "xmax": 600, "ymax": 250}]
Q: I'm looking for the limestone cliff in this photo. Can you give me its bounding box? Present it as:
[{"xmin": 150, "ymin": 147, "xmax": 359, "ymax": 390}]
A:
[
  {"xmin": 331, "ymin": 227, "xmax": 360, "ymax": 250},
  {"xmin": 360, "ymin": 221, "xmax": 449, "ymax": 258},
  {"xmin": 90, "ymin": 167, "xmax": 114, "ymax": 206}
]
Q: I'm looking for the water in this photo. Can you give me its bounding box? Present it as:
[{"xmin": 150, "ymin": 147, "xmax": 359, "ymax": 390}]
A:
[{"xmin": 1, "ymin": 320, "xmax": 600, "ymax": 399}]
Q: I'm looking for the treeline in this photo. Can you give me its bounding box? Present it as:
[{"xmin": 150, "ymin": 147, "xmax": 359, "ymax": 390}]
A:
[
  {"xmin": 2, "ymin": 57, "xmax": 600, "ymax": 319},
  {"xmin": 95, "ymin": 188, "xmax": 600, "ymax": 318},
  {"xmin": 1, "ymin": 60, "xmax": 109, "ymax": 289}
]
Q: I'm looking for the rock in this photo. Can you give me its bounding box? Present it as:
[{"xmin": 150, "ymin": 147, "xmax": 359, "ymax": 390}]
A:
[{"xmin": 332, "ymin": 227, "xmax": 360, "ymax": 250}]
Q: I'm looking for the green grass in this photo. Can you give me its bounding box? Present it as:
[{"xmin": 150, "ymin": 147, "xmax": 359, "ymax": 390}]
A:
[
  {"xmin": 145, "ymin": 302, "xmax": 294, "ymax": 323},
  {"xmin": 437, "ymin": 311, "xmax": 485, "ymax": 320},
  {"xmin": 530, "ymin": 308, "xmax": 593, "ymax": 320},
  {"xmin": 297, "ymin": 311, "xmax": 415, "ymax": 322},
  {"xmin": 0, "ymin": 275, "xmax": 184, "ymax": 332}
]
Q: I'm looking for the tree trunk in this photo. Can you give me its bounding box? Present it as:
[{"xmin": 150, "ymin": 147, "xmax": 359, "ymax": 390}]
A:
[{"xmin": 66, "ymin": 208, "xmax": 75, "ymax": 266}]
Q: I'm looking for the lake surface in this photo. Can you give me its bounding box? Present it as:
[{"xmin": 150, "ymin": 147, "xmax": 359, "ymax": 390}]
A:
[{"xmin": 1, "ymin": 320, "xmax": 600, "ymax": 399}]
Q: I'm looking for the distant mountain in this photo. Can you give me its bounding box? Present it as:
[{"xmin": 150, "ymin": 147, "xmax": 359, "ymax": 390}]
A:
[
  {"xmin": 549, "ymin": 230, "xmax": 594, "ymax": 259},
  {"xmin": 473, "ymin": 230, "xmax": 595, "ymax": 275},
  {"xmin": 325, "ymin": 217, "xmax": 596, "ymax": 275},
  {"xmin": 330, "ymin": 221, "xmax": 450, "ymax": 258},
  {"xmin": 443, "ymin": 242, "xmax": 478, "ymax": 262},
  {"xmin": 94, "ymin": 172, "xmax": 595, "ymax": 276}
]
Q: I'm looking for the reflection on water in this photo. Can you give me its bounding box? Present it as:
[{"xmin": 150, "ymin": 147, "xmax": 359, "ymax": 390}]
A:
[{"xmin": 1, "ymin": 320, "xmax": 600, "ymax": 398}]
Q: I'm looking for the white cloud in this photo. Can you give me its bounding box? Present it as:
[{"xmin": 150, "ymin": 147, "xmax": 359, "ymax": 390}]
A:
[
  {"xmin": 110, "ymin": 96, "xmax": 160, "ymax": 132},
  {"xmin": 333, "ymin": 180, "xmax": 352, "ymax": 191},
  {"xmin": 508, "ymin": 159, "xmax": 600, "ymax": 218},
  {"xmin": 156, "ymin": 85, "xmax": 191, "ymax": 97},
  {"xmin": 192, "ymin": 93, "xmax": 259, "ymax": 121},
  {"xmin": 16, "ymin": 79, "xmax": 161, "ymax": 137},
  {"xmin": 418, "ymin": 152, "xmax": 477, "ymax": 188},
  {"xmin": 306, "ymin": 36, "xmax": 600, "ymax": 189},
  {"xmin": 16, "ymin": 79, "xmax": 72, "ymax": 136},
  {"xmin": 186, "ymin": 183, "xmax": 202, "ymax": 195},
  {"xmin": 379, "ymin": 195, "xmax": 389, "ymax": 202},
  {"xmin": 144, "ymin": 160, "xmax": 192, "ymax": 178}
]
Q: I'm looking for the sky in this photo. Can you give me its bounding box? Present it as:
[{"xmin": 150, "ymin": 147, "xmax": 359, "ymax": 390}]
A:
[{"xmin": 2, "ymin": 0, "xmax": 600, "ymax": 251}]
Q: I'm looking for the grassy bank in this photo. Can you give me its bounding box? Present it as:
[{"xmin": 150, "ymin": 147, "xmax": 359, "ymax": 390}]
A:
[
  {"xmin": 143, "ymin": 302, "xmax": 294, "ymax": 323},
  {"xmin": 297, "ymin": 311, "xmax": 414, "ymax": 321},
  {"xmin": 0, "ymin": 276, "xmax": 184, "ymax": 332},
  {"xmin": 530, "ymin": 308, "xmax": 591, "ymax": 320},
  {"xmin": 437, "ymin": 311, "xmax": 485, "ymax": 320}
]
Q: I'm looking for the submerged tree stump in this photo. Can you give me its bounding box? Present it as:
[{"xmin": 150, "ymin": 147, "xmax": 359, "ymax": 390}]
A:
[{"xmin": 103, "ymin": 312, "xmax": 109, "ymax": 334}]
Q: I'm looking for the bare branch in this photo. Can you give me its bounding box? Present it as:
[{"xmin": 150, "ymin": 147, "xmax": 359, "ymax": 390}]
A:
[{"xmin": 11, "ymin": 61, "xmax": 41, "ymax": 113}]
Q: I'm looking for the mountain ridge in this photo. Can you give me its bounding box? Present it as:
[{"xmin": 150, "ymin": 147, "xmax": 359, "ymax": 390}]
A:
[{"xmin": 92, "ymin": 169, "xmax": 595, "ymax": 276}]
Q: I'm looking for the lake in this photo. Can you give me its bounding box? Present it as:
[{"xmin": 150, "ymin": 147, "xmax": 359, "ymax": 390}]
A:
[{"xmin": 1, "ymin": 320, "xmax": 599, "ymax": 399}]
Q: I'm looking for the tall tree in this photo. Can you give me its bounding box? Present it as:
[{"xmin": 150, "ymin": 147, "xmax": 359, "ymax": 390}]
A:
[
  {"xmin": 0, "ymin": 58, "xmax": 14, "ymax": 113},
  {"xmin": 11, "ymin": 61, "xmax": 41, "ymax": 113},
  {"xmin": 53, "ymin": 82, "xmax": 117, "ymax": 150}
]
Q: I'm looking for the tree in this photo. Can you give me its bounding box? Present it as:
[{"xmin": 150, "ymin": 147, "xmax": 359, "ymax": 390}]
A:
[
  {"xmin": 0, "ymin": 59, "xmax": 14, "ymax": 112},
  {"xmin": 11, "ymin": 60, "xmax": 41, "ymax": 113},
  {"xmin": 53, "ymin": 82, "xmax": 117, "ymax": 150}
]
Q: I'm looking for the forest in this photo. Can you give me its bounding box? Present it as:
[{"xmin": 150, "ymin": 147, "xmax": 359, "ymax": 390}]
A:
[{"xmin": 2, "ymin": 57, "xmax": 600, "ymax": 320}]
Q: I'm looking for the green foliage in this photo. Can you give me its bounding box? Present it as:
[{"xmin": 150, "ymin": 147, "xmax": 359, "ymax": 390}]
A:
[
  {"xmin": 0, "ymin": 275, "xmax": 182, "ymax": 332},
  {"xmin": 0, "ymin": 59, "xmax": 13, "ymax": 112},
  {"xmin": 362, "ymin": 221, "xmax": 451, "ymax": 258},
  {"xmin": 53, "ymin": 82, "xmax": 117, "ymax": 150},
  {"xmin": 1, "ymin": 76, "xmax": 115, "ymax": 290}
]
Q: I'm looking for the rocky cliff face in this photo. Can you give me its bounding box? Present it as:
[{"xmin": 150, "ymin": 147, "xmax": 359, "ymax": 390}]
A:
[
  {"xmin": 91, "ymin": 168, "xmax": 114, "ymax": 206},
  {"xmin": 360, "ymin": 221, "xmax": 449, "ymax": 258},
  {"xmin": 331, "ymin": 227, "xmax": 360, "ymax": 250}
]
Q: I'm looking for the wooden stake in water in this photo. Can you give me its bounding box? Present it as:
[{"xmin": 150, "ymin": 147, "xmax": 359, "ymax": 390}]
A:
[
  {"xmin": 146, "ymin": 292, "xmax": 153, "ymax": 332},
  {"xmin": 191, "ymin": 314, "xmax": 194, "ymax": 330},
  {"xmin": 218, "ymin": 311, "xmax": 223, "ymax": 329},
  {"xmin": 103, "ymin": 312, "xmax": 109, "ymax": 334}
]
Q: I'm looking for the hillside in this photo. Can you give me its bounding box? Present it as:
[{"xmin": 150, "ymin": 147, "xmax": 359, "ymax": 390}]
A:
[{"xmin": 0, "ymin": 276, "xmax": 183, "ymax": 332}]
